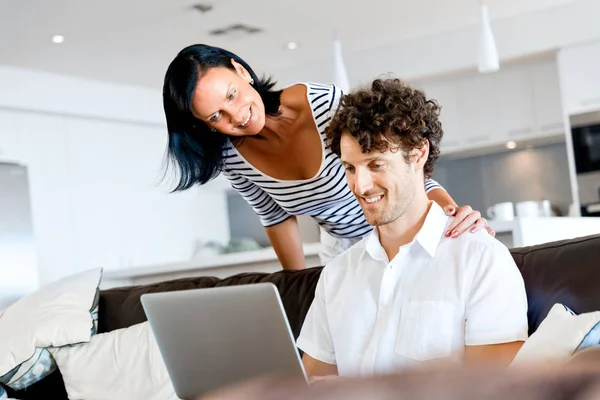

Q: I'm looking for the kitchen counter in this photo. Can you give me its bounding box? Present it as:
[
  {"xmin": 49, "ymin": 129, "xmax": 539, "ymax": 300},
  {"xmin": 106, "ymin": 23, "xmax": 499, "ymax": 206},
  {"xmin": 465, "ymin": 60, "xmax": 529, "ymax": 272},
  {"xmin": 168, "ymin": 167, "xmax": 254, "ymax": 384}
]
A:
[
  {"xmin": 488, "ymin": 216, "xmax": 600, "ymax": 248},
  {"xmin": 101, "ymin": 242, "xmax": 322, "ymax": 289},
  {"xmin": 102, "ymin": 217, "xmax": 600, "ymax": 289}
]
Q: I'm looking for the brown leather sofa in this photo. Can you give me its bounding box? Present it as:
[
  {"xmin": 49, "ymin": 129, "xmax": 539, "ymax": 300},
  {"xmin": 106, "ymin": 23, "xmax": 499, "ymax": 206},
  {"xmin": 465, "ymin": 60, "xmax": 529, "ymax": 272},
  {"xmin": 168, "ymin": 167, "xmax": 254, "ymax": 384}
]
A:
[{"xmin": 6, "ymin": 233, "xmax": 600, "ymax": 399}]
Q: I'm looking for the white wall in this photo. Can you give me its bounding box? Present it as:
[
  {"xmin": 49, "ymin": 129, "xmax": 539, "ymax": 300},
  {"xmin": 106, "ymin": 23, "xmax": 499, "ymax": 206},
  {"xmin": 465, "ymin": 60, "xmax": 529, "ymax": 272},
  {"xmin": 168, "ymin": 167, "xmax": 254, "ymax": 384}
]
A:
[
  {"xmin": 0, "ymin": 163, "xmax": 37, "ymax": 308},
  {"xmin": 0, "ymin": 65, "xmax": 164, "ymax": 125},
  {"xmin": 0, "ymin": 67, "xmax": 230, "ymax": 286},
  {"xmin": 271, "ymin": 0, "xmax": 600, "ymax": 87}
]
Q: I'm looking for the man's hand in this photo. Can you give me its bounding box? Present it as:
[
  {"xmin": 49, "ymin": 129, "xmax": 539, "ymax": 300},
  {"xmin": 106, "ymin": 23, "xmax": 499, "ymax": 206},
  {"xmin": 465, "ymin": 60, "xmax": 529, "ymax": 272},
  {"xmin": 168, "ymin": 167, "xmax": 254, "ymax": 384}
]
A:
[{"xmin": 308, "ymin": 375, "xmax": 342, "ymax": 385}]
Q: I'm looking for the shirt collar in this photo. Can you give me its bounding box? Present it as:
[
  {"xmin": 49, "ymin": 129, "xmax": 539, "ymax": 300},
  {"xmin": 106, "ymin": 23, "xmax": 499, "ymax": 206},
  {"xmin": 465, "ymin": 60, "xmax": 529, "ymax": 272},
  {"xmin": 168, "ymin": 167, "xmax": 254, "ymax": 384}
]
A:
[
  {"xmin": 414, "ymin": 201, "xmax": 450, "ymax": 257},
  {"xmin": 364, "ymin": 201, "xmax": 450, "ymax": 261},
  {"xmin": 365, "ymin": 228, "xmax": 387, "ymax": 263}
]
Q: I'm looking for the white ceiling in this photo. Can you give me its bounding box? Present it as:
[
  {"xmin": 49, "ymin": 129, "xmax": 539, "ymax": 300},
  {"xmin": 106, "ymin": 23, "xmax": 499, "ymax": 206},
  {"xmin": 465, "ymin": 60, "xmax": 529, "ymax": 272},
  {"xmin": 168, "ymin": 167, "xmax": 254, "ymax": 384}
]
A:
[{"xmin": 0, "ymin": 0, "xmax": 580, "ymax": 89}]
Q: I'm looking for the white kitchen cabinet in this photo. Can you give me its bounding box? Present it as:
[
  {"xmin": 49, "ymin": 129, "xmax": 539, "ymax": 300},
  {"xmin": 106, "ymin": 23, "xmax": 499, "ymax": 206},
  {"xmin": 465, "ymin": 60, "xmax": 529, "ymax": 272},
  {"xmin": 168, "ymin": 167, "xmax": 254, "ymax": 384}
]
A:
[
  {"xmin": 0, "ymin": 110, "xmax": 23, "ymax": 162},
  {"xmin": 420, "ymin": 81, "xmax": 463, "ymax": 154},
  {"xmin": 492, "ymin": 67, "xmax": 537, "ymax": 142},
  {"xmin": 455, "ymin": 66, "xmax": 536, "ymax": 148},
  {"xmin": 532, "ymin": 61, "xmax": 565, "ymax": 135},
  {"xmin": 421, "ymin": 59, "xmax": 564, "ymax": 156},
  {"xmin": 454, "ymin": 73, "xmax": 498, "ymax": 149},
  {"xmin": 558, "ymin": 40, "xmax": 600, "ymax": 115}
]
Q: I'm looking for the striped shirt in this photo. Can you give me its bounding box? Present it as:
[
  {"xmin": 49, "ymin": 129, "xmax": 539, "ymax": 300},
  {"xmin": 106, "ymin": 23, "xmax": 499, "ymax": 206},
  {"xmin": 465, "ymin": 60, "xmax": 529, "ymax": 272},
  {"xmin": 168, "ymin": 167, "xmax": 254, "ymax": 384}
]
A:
[{"xmin": 221, "ymin": 82, "xmax": 443, "ymax": 240}]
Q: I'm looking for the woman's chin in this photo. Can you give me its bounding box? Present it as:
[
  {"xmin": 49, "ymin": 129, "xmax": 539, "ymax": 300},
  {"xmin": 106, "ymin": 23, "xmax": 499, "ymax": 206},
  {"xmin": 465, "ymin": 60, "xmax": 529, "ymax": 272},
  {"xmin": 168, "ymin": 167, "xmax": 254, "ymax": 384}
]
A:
[
  {"xmin": 229, "ymin": 128, "xmax": 260, "ymax": 137},
  {"xmin": 227, "ymin": 119, "xmax": 265, "ymax": 137},
  {"xmin": 246, "ymin": 120, "xmax": 265, "ymax": 135}
]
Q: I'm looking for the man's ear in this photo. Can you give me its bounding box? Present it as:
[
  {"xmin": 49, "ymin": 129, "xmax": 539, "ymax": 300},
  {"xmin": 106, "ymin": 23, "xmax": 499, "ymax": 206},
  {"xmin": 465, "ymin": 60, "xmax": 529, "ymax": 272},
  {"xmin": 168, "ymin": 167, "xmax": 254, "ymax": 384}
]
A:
[
  {"xmin": 414, "ymin": 140, "xmax": 430, "ymax": 169},
  {"xmin": 231, "ymin": 59, "xmax": 250, "ymax": 80}
]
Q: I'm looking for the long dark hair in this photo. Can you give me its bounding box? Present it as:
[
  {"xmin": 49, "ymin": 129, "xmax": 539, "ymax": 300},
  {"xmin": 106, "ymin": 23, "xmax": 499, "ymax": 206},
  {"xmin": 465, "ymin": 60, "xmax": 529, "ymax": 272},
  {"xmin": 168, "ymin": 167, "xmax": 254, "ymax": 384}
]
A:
[{"xmin": 162, "ymin": 44, "xmax": 282, "ymax": 191}]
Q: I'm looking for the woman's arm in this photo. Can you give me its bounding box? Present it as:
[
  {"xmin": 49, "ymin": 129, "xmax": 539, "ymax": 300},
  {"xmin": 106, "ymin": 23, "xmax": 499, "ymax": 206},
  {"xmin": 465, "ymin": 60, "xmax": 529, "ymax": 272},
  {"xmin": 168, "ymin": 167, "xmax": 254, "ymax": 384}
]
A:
[
  {"xmin": 425, "ymin": 180, "xmax": 494, "ymax": 238},
  {"xmin": 265, "ymin": 216, "xmax": 306, "ymax": 270},
  {"xmin": 427, "ymin": 186, "xmax": 457, "ymax": 209},
  {"xmin": 222, "ymin": 168, "xmax": 305, "ymax": 269}
]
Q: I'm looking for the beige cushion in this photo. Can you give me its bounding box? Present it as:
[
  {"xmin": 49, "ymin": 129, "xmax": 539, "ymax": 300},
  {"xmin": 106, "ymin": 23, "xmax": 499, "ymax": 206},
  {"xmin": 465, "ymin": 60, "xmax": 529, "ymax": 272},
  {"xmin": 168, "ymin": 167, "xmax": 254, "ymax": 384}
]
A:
[
  {"xmin": 0, "ymin": 268, "xmax": 102, "ymax": 384},
  {"xmin": 50, "ymin": 322, "xmax": 178, "ymax": 400},
  {"xmin": 511, "ymin": 303, "xmax": 600, "ymax": 366}
]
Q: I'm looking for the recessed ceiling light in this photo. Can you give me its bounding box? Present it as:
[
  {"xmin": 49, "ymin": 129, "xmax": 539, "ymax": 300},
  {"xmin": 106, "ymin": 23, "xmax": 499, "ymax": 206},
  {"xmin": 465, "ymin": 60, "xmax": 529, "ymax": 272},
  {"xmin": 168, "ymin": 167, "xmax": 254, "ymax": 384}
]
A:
[
  {"xmin": 192, "ymin": 3, "xmax": 213, "ymax": 13},
  {"xmin": 51, "ymin": 35, "xmax": 65, "ymax": 44},
  {"xmin": 286, "ymin": 42, "xmax": 298, "ymax": 50},
  {"xmin": 505, "ymin": 141, "xmax": 517, "ymax": 149}
]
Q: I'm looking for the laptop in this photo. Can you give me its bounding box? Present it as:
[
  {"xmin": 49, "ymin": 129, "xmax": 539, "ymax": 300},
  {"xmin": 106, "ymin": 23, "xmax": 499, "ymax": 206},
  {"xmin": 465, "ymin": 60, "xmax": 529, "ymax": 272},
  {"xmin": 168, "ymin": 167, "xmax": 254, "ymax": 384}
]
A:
[{"xmin": 141, "ymin": 283, "xmax": 308, "ymax": 399}]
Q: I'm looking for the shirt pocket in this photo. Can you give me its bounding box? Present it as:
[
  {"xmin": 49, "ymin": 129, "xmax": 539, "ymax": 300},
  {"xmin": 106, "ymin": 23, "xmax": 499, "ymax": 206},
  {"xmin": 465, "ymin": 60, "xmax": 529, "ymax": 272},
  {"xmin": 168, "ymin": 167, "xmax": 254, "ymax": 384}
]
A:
[{"xmin": 395, "ymin": 301, "xmax": 455, "ymax": 362}]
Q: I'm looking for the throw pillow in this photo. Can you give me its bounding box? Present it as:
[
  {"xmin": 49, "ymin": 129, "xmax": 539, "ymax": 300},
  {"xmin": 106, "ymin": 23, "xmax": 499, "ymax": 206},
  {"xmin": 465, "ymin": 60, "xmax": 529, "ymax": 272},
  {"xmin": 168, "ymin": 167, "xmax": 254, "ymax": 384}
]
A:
[
  {"xmin": 574, "ymin": 315, "xmax": 600, "ymax": 353},
  {"xmin": 0, "ymin": 268, "xmax": 102, "ymax": 390},
  {"xmin": 511, "ymin": 303, "xmax": 600, "ymax": 366},
  {"xmin": 50, "ymin": 321, "xmax": 178, "ymax": 400}
]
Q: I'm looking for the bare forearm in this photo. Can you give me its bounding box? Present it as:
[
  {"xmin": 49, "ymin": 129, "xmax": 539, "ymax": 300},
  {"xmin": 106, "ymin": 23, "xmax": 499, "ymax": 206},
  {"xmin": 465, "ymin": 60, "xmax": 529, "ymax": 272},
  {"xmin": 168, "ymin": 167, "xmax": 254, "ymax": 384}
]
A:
[
  {"xmin": 265, "ymin": 216, "xmax": 306, "ymax": 270},
  {"xmin": 464, "ymin": 342, "xmax": 524, "ymax": 366},
  {"xmin": 427, "ymin": 187, "xmax": 457, "ymax": 208},
  {"xmin": 302, "ymin": 354, "xmax": 338, "ymax": 378}
]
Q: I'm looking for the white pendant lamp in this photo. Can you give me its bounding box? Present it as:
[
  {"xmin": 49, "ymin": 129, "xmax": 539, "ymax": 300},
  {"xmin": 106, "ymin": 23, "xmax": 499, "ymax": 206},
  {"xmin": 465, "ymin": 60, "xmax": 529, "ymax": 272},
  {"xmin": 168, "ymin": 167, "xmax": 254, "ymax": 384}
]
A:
[
  {"xmin": 477, "ymin": 2, "xmax": 499, "ymax": 73},
  {"xmin": 332, "ymin": 39, "xmax": 350, "ymax": 93}
]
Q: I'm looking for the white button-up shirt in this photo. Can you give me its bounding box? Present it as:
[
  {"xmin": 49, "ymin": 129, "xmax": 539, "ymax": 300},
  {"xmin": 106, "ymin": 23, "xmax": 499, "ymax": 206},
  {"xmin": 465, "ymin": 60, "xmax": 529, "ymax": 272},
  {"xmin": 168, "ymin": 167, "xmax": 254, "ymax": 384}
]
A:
[{"xmin": 297, "ymin": 201, "xmax": 528, "ymax": 377}]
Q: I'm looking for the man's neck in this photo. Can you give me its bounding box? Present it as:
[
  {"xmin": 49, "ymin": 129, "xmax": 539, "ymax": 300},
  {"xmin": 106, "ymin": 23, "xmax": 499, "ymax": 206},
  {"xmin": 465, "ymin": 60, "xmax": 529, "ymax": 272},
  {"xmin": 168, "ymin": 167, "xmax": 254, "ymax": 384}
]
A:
[{"xmin": 378, "ymin": 190, "xmax": 431, "ymax": 261}]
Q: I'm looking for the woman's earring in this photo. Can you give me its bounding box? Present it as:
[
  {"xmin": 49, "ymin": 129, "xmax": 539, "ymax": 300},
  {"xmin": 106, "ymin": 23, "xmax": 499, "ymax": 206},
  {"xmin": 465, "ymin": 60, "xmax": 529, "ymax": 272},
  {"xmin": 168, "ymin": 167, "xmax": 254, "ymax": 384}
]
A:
[
  {"xmin": 249, "ymin": 78, "xmax": 254, "ymax": 85},
  {"xmin": 211, "ymin": 128, "xmax": 217, "ymax": 132}
]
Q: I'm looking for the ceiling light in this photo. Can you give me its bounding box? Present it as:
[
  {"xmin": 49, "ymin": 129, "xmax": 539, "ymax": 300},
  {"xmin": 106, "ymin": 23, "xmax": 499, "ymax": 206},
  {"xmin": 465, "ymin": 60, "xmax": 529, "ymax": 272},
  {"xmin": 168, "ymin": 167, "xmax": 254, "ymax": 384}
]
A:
[
  {"xmin": 192, "ymin": 3, "xmax": 213, "ymax": 13},
  {"xmin": 51, "ymin": 35, "xmax": 65, "ymax": 44},
  {"xmin": 506, "ymin": 141, "xmax": 517, "ymax": 150},
  {"xmin": 286, "ymin": 42, "xmax": 298, "ymax": 50},
  {"xmin": 332, "ymin": 40, "xmax": 350, "ymax": 93},
  {"xmin": 477, "ymin": 3, "xmax": 499, "ymax": 73}
]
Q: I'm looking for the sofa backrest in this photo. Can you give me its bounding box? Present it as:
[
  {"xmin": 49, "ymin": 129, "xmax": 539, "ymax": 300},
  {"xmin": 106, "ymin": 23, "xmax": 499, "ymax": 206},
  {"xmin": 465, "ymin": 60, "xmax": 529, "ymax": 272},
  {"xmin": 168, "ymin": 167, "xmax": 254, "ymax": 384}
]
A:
[
  {"xmin": 98, "ymin": 234, "xmax": 600, "ymax": 338},
  {"xmin": 98, "ymin": 268, "xmax": 322, "ymax": 339},
  {"xmin": 512, "ymin": 234, "xmax": 600, "ymax": 335}
]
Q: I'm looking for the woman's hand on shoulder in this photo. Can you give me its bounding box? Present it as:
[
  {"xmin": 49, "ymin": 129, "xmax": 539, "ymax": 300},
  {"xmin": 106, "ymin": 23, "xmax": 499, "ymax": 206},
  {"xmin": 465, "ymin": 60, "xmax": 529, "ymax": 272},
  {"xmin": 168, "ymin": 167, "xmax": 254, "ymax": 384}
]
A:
[{"xmin": 443, "ymin": 204, "xmax": 495, "ymax": 238}]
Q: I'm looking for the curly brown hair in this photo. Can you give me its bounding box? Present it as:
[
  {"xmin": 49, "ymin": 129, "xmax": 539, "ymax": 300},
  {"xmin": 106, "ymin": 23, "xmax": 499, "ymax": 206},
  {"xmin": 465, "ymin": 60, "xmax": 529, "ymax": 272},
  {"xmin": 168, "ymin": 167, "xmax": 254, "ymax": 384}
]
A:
[{"xmin": 325, "ymin": 78, "xmax": 443, "ymax": 178}]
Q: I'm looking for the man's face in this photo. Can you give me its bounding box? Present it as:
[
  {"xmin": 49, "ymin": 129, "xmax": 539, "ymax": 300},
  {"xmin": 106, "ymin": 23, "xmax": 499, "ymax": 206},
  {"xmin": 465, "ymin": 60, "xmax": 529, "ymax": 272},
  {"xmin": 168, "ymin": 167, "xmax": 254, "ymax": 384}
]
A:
[{"xmin": 340, "ymin": 134, "xmax": 424, "ymax": 226}]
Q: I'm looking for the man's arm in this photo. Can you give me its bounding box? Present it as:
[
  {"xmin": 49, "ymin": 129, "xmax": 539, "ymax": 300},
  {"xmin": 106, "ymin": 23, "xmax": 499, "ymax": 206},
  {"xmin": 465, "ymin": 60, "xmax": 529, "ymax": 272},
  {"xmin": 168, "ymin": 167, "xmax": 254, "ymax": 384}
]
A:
[
  {"xmin": 465, "ymin": 341, "xmax": 525, "ymax": 366},
  {"xmin": 464, "ymin": 240, "xmax": 529, "ymax": 364},
  {"xmin": 296, "ymin": 268, "xmax": 338, "ymax": 378},
  {"xmin": 302, "ymin": 354, "xmax": 338, "ymax": 378}
]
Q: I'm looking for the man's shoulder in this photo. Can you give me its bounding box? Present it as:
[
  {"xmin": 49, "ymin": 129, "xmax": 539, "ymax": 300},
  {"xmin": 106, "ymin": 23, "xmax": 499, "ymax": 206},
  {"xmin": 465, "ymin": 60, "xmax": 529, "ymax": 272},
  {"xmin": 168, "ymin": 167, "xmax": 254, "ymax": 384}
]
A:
[
  {"xmin": 322, "ymin": 236, "xmax": 369, "ymax": 276},
  {"xmin": 449, "ymin": 228, "xmax": 507, "ymax": 253},
  {"xmin": 438, "ymin": 229, "xmax": 513, "ymax": 269}
]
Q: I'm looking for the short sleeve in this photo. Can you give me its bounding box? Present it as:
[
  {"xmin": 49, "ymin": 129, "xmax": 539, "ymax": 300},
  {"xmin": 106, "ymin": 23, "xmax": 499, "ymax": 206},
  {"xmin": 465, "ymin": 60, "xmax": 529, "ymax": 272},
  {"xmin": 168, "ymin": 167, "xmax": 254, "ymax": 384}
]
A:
[
  {"xmin": 221, "ymin": 168, "xmax": 290, "ymax": 227},
  {"xmin": 465, "ymin": 241, "xmax": 529, "ymax": 346},
  {"xmin": 296, "ymin": 270, "xmax": 337, "ymax": 365},
  {"xmin": 424, "ymin": 178, "xmax": 444, "ymax": 193},
  {"xmin": 329, "ymin": 84, "xmax": 344, "ymax": 119}
]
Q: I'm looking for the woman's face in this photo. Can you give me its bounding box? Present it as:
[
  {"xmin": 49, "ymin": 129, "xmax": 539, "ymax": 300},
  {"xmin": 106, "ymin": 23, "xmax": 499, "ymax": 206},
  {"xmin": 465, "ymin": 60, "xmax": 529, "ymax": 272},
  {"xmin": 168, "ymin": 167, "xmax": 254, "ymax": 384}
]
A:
[{"xmin": 192, "ymin": 61, "xmax": 266, "ymax": 136}]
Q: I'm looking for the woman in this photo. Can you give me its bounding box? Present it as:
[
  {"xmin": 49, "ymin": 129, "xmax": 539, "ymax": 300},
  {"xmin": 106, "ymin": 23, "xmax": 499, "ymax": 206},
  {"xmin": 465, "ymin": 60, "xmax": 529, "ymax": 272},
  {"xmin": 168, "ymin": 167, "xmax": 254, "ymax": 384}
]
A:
[{"xmin": 163, "ymin": 44, "xmax": 492, "ymax": 270}]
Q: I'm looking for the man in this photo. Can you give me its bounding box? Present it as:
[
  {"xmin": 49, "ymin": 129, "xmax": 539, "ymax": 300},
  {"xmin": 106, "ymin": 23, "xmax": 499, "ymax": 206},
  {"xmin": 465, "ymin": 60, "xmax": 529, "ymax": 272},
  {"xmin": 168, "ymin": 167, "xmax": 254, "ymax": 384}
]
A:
[{"xmin": 296, "ymin": 78, "xmax": 528, "ymax": 378}]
